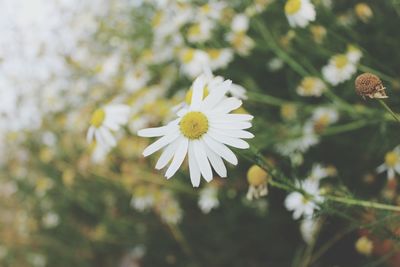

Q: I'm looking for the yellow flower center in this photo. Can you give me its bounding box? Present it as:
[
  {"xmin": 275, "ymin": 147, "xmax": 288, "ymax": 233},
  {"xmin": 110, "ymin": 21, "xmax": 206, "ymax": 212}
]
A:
[
  {"xmin": 90, "ymin": 108, "xmax": 105, "ymax": 128},
  {"xmin": 185, "ymin": 87, "xmax": 209, "ymax": 104},
  {"xmin": 200, "ymin": 4, "xmax": 211, "ymax": 13},
  {"xmin": 180, "ymin": 111, "xmax": 209, "ymax": 139},
  {"xmin": 188, "ymin": 24, "xmax": 201, "ymax": 36},
  {"xmin": 247, "ymin": 165, "xmax": 268, "ymax": 186},
  {"xmin": 285, "ymin": 0, "xmax": 302, "ymax": 15},
  {"xmin": 334, "ymin": 55, "xmax": 349, "ymax": 69},
  {"xmin": 182, "ymin": 49, "xmax": 195, "ymax": 64},
  {"xmin": 301, "ymin": 77, "xmax": 316, "ymax": 93},
  {"xmin": 385, "ymin": 151, "xmax": 399, "ymax": 167},
  {"xmin": 208, "ymin": 49, "xmax": 221, "ymax": 59}
]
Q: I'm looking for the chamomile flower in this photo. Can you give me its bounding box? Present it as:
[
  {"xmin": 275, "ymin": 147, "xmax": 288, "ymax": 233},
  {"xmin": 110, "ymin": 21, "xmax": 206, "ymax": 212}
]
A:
[
  {"xmin": 130, "ymin": 185, "xmax": 155, "ymax": 212},
  {"xmin": 346, "ymin": 45, "xmax": 363, "ymax": 64},
  {"xmin": 206, "ymin": 48, "xmax": 234, "ymax": 71},
  {"xmin": 198, "ymin": 185, "xmax": 220, "ymax": 213},
  {"xmin": 138, "ymin": 74, "xmax": 254, "ymax": 187},
  {"xmin": 179, "ymin": 48, "xmax": 209, "ymax": 78},
  {"xmin": 376, "ymin": 146, "xmax": 400, "ymax": 180},
  {"xmin": 285, "ymin": 179, "xmax": 323, "ymax": 219},
  {"xmin": 296, "ymin": 76, "xmax": 326, "ymax": 97},
  {"xmin": 284, "ymin": 0, "xmax": 316, "ymax": 28},
  {"xmin": 87, "ymin": 104, "xmax": 130, "ymax": 149},
  {"xmin": 187, "ymin": 19, "xmax": 214, "ymax": 44},
  {"xmin": 310, "ymin": 107, "xmax": 339, "ymax": 133},
  {"xmin": 322, "ymin": 53, "xmax": 357, "ymax": 86}
]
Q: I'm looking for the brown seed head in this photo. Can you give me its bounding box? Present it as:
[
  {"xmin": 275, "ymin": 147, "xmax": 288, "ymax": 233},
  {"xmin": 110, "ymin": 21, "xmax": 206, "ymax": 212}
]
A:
[{"xmin": 355, "ymin": 72, "xmax": 388, "ymax": 99}]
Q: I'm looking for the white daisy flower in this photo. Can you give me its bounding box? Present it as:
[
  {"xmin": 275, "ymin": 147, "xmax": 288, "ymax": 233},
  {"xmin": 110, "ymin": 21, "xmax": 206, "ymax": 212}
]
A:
[
  {"xmin": 377, "ymin": 146, "xmax": 400, "ymax": 180},
  {"xmin": 284, "ymin": 0, "xmax": 316, "ymax": 28},
  {"xmin": 87, "ymin": 104, "xmax": 130, "ymax": 149},
  {"xmin": 179, "ymin": 48, "xmax": 210, "ymax": 78},
  {"xmin": 322, "ymin": 54, "xmax": 357, "ymax": 86},
  {"xmin": 296, "ymin": 77, "xmax": 326, "ymax": 97},
  {"xmin": 138, "ymin": 74, "xmax": 254, "ymax": 187},
  {"xmin": 198, "ymin": 186, "xmax": 220, "ymax": 213},
  {"xmin": 206, "ymin": 48, "xmax": 234, "ymax": 71},
  {"xmin": 130, "ymin": 185, "xmax": 155, "ymax": 212},
  {"xmin": 187, "ymin": 19, "xmax": 215, "ymax": 44},
  {"xmin": 309, "ymin": 164, "xmax": 336, "ymax": 181},
  {"xmin": 346, "ymin": 45, "xmax": 363, "ymax": 64},
  {"xmin": 285, "ymin": 179, "xmax": 324, "ymax": 220},
  {"xmin": 231, "ymin": 14, "xmax": 250, "ymax": 33},
  {"xmin": 311, "ymin": 107, "xmax": 339, "ymax": 126}
]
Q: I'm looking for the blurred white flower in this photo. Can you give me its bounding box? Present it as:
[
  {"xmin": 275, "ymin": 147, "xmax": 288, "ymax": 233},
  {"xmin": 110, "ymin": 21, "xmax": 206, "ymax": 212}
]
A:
[
  {"xmin": 284, "ymin": 0, "xmax": 316, "ymax": 28},
  {"xmin": 322, "ymin": 54, "xmax": 358, "ymax": 86},
  {"xmin": 296, "ymin": 77, "xmax": 326, "ymax": 97},
  {"xmin": 179, "ymin": 48, "xmax": 209, "ymax": 78},
  {"xmin": 187, "ymin": 19, "xmax": 215, "ymax": 43},
  {"xmin": 87, "ymin": 104, "xmax": 130, "ymax": 149},
  {"xmin": 285, "ymin": 179, "xmax": 323, "ymax": 220},
  {"xmin": 42, "ymin": 212, "xmax": 60, "ymax": 229},
  {"xmin": 130, "ymin": 186, "xmax": 155, "ymax": 212},
  {"xmin": 138, "ymin": 74, "xmax": 253, "ymax": 187},
  {"xmin": 377, "ymin": 146, "xmax": 400, "ymax": 180},
  {"xmin": 198, "ymin": 186, "xmax": 220, "ymax": 213}
]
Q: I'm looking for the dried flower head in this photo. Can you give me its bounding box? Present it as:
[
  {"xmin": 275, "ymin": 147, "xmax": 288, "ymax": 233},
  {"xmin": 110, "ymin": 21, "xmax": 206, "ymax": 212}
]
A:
[{"xmin": 355, "ymin": 73, "xmax": 388, "ymax": 99}]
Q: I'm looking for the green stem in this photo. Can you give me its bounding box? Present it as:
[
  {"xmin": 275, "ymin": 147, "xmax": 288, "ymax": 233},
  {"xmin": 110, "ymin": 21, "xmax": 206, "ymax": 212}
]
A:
[
  {"xmin": 378, "ymin": 99, "xmax": 400, "ymax": 123},
  {"xmin": 325, "ymin": 195, "xmax": 400, "ymax": 212}
]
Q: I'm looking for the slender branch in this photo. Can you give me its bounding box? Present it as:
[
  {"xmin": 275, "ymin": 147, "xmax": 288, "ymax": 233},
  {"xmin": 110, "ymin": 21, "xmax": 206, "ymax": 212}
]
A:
[{"xmin": 378, "ymin": 99, "xmax": 400, "ymax": 124}]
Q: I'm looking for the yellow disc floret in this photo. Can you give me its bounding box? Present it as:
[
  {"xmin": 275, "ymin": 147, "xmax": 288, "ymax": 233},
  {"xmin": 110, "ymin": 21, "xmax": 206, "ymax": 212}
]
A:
[
  {"xmin": 180, "ymin": 112, "xmax": 209, "ymax": 139},
  {"xmin": 334, "ymin": 54, "xmax": 349, "ymax": 69},
  {"xmin": 247, "ymin": 165, "xmax": 268, "ymax": 186},
  {"xmin": 385, "ymin": 151, "xmax": 399, "ymax": 167},
  {"xmin": 285, "ymin": 0, "xmax": 302, "ymax": 15},
  {"xmin": 90, "ymin": 108, "xmax": 106, "ymax": 128}
]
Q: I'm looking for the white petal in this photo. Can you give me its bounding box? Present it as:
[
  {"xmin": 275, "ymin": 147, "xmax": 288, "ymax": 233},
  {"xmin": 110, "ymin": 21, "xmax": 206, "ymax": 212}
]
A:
[
  {"xmin": 191, "ymin": 75, "xmax": 206, "ymax": 110},
  {"xmin": 142, "ymin": 131, "xmax": 180, "ymax": 157},
  {"xmin": 210, "ymin": 121, "xmax": 252, "ymax": 130},
  {"xmin": 188, "ymin": 142, "xmax": 201, "ymax": 187},
  {"xmin": 209, "ymin": 114, "xmax": 253, "ymax": 123},
  {"xmin": 203, "ymin": 139, "xmax": 227, "ymax": 177},
  {"xmin": 201, "ymin": 80, "xmax": 232, "ymax": 110},
  {"xmin": 208, "ymin": 129, "xmax": 249, "ymax": 149},
  {"xmin": 193, "ymin": 140, "xmax": 213, "ymax": 182},
  {"xmin": 155, "ymin": 138, "xmax": 180, "ymax": 170},
  {"xmin": 99, "ymin": 127, "xmax": 117, "ymax": 147},
  {"xmin": 138, "ymin": 124, "xmax": 176, "ymax": 137},
  {"xmin": 86, "ymin": 126, "xmax": 95, "ymax": 143},
  {"xmin": 165, "ymin": 138, "xmax": 189, "ymax": 178},
  {"xmin": 209, "ymin": 128, "xmax": 254, "ymax": 139},
  {"xmin": 203, "ymin": 134, "xmax": 238, "ymax": 165},
  {"xmin": 94, "ymin": 128, "xmax": 106, "ymax": 147},
  {"xmin": 211, "ymin": 97, "xmax": 242, "ymax": 114}
]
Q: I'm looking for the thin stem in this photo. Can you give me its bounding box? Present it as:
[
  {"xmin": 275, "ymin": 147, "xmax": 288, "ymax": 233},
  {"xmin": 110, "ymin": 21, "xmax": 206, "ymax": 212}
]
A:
[
  {"xmin": 378, "ymin": 99, "xmax": 400, "ymax": 124},
  {"xmin": 325, "ymin": 195, "xmax": 400, "ymax": 212}
]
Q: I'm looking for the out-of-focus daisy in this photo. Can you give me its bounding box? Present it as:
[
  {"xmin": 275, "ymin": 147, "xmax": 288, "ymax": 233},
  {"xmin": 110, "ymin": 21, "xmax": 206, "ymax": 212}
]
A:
[
  {"xmin": 377, "ymin": 146, "xmax": 400, "ymax": 180},
  {"xmin": 187, "ymin": 19, "xmax": 214, "ymax": 43},
  {"xmin": 284, "ymin": 0, "xmax": 316, "ymax": 28},
  {"xmin": 246, "ymin": 164, "xmax": 269, "ymax": 200},
  {"xmin": 156, "ymin": 192, "xmax": 182, "ymax": 225},
  {"xmin": 310, "ymin": 25, "xmax": 327, "ymax": 44},
  {"xmin": 296, "ymin": 77, "xmax": 326, "ymax": 97},
  {"xmin": 346, "ymin": 45, "xmax": 363, "ymax": 63},
  {"xmin": 198, "ymin": 185, "xmax": 220, "ymax": 213},
  {"xmin": 309, "ymin": 163, "xmax": 337, "ymax": 181},
  {"xmin": 285, "ymin": 179, "xmax": 323, "ymax": 219},
  {"xmin": 322, "ymin": 53, "xmax": 357, "ymax": 86},
  {"xmin": 130, "ymin": 185, "xmax": 155, "ymax": 212},
  {"xmin": 310, "ymin": 107, "xmax": 339, "ymax": 133},
  {"xmin": 42, "ymin": 212, "xmax": 60, "ymax": 229},
  {"xmin": 206, "ymin": 48, "xmax": 234, "ymax": 71},
  {"xmin": 267, "ymin": 57, "xmax": 284, "ymax": 72},
  {"xmin": 355, "ymin": 3, "xmax": 373, "ymax": 23},
  {"xmin": 198, "ymin": 1, "xmax": 226, "ymax": 20},
  {"xmin": 179, "ymin": 48, "xmax": 209, "ymax": 78},
  {"xmin": 226, "ymin": 14, "xmax": 254, "ymax": 56},
  {"xmin": 138, "ymin": 74, "xmax": 254, "ymax": 187},
  {"xmin": 87, "ymin": 104, "xmax": 130, "ymax": 149}
]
